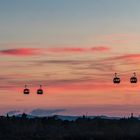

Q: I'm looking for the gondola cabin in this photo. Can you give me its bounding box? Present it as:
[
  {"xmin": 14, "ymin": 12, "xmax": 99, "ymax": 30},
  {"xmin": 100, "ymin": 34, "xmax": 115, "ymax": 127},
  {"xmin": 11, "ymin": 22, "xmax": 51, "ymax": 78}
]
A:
[
  {"xmin": 113, "ymin": 73, "xmax": 120, "ymax": 84},
  {"xmin": 23, "ymin": 85, "xmax": 30, "ymax": 94},
  {"xmin": 37, "ymin": 85, "xmax": 43, "ymax": 95},
  {"xmin": 130, "ymin": 72, "xmax": 137, "ymax": 83}
]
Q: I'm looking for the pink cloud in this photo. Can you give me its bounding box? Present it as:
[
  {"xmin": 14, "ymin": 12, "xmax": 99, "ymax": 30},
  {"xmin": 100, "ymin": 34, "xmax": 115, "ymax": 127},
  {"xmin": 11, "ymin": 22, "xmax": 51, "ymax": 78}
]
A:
[
  {"xmin": 47, "ymin": 46, "xmax": 110, "ymax": 53},
  {"xmin": 0, "ymin": 48, "xmax": 42, "ymax": 56},
  {"xmin": 0, "ymin": 46, "xmax": 110, "ymax": 57},
  {"xmin": 91, "ymin": 46, "xmax": 110, "ymax": 52},
  {"xmin": 109, "ymin": 54, "xmax": 140, "ymax": 61},
  {"xmin": 101, "ymin": 34, "xmax": 140, "ymax": 44},
  {"xmin": 47, "ymin": 47, "xmax": 85, "ymax": 52}
]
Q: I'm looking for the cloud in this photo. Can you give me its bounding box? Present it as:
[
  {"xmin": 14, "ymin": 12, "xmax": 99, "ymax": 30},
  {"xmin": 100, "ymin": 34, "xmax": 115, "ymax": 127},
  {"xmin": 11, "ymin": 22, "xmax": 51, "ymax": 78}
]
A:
[
  {"xmin": 0, "ymin": 46, "xmax": 110, "ymax": 57},
  {"xmin": 29, "ymin": 109, "xmax": 66, "ymax": 116},
  {"xmin": 47, "ymin": 47, "xmax": 85, "ymax": 53},
  {"xmin": 110, "ymin": 54, "xmax": 140, "ymax": 61},
  {"xmin": 6, "ymin": 110, "xmax": 20, "ymax": 116},
  {"xmin": 34, "ymin": 58, "xmax": 115, "ymax": 72},
  {"xmin": 100, "ymin": 34, "xmax": 140, "ymax": 44},
  {"xmin": 46, "ymin": 46, "xmax": 110, "ymax": 53},
  {"xmin": 104, "ymin": 54, "xmax": 140, "ymax": 67},
  {"xmin": 91, "ymin": 46, "xmax": 110, "ymax": 52},
  {"xmin": 1, "ymin": 51, "xmax": 140, "ymax": 92},
  {"xmin": 0, "ymin": 48, "xmax": 42, "ymax": 56}
]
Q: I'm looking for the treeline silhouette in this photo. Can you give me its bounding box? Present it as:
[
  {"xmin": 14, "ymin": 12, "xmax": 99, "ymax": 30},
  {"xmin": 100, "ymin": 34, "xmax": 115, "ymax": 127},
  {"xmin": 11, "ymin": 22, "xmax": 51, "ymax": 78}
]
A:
[{"xmin": 0, "ymin": 113, "xmax": 140, "ymax": 140}]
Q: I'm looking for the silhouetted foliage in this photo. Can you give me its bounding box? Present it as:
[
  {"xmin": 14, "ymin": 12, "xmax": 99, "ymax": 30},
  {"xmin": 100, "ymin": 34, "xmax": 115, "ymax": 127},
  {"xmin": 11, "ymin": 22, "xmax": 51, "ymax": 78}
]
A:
[{"xmin": 0, "ymin": 114, "xmax": 140, "ymax": 139}]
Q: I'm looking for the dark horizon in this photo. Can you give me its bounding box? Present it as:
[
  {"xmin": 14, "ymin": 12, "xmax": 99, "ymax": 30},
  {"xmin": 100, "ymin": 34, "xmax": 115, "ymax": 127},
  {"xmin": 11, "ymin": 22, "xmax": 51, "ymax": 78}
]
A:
[{"xmin": 0, "ymin": 113, "xmax": 140, "ymax": 140}]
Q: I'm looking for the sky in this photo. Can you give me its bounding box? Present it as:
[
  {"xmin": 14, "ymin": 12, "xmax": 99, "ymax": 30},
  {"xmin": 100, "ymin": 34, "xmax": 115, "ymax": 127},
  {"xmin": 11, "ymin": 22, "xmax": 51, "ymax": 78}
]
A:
[{"xmin": 1, "ymin": 0, "xmax": 140, "ymax": 117}]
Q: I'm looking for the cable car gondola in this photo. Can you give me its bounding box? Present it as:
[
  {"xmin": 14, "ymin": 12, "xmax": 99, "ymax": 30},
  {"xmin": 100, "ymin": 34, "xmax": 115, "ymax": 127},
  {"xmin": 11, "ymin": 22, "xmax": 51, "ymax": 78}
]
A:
[
  {"xmin": 113, "ymin": 73, "xmax": 121, "ymax": 84},
  {"xmin": 130, "ymin": 72, "xmax": 137, "ymax": 83},
  {"xmin": 37, "ymin": 85, "xmax": 43, "ymax": 95},
  {"xmin": 23, "ymin": 85, "xmax": 30, "ymax": 94}
]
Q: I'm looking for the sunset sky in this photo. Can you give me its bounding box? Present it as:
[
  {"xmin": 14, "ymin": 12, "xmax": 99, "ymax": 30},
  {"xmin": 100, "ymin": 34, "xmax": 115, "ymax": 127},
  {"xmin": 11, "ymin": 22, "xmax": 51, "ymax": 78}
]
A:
[{"xmin": 1, "ymin": 0, "xmax": 140, "ymax": 117}]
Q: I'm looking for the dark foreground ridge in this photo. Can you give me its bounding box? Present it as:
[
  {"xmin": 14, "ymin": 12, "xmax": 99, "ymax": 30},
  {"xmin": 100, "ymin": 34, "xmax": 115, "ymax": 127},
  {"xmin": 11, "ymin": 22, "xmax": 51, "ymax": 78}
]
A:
[{"xmin": 0, "ymin": 113, "xmax": 140, "ymax": 140}]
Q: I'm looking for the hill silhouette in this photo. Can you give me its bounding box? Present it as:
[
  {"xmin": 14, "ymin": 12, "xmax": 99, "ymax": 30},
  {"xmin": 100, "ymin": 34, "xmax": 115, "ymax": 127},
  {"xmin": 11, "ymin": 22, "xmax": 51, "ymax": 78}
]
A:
[{"xmin": 0, "ymin": 113, "xmax": 140, "ymax": 140}]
